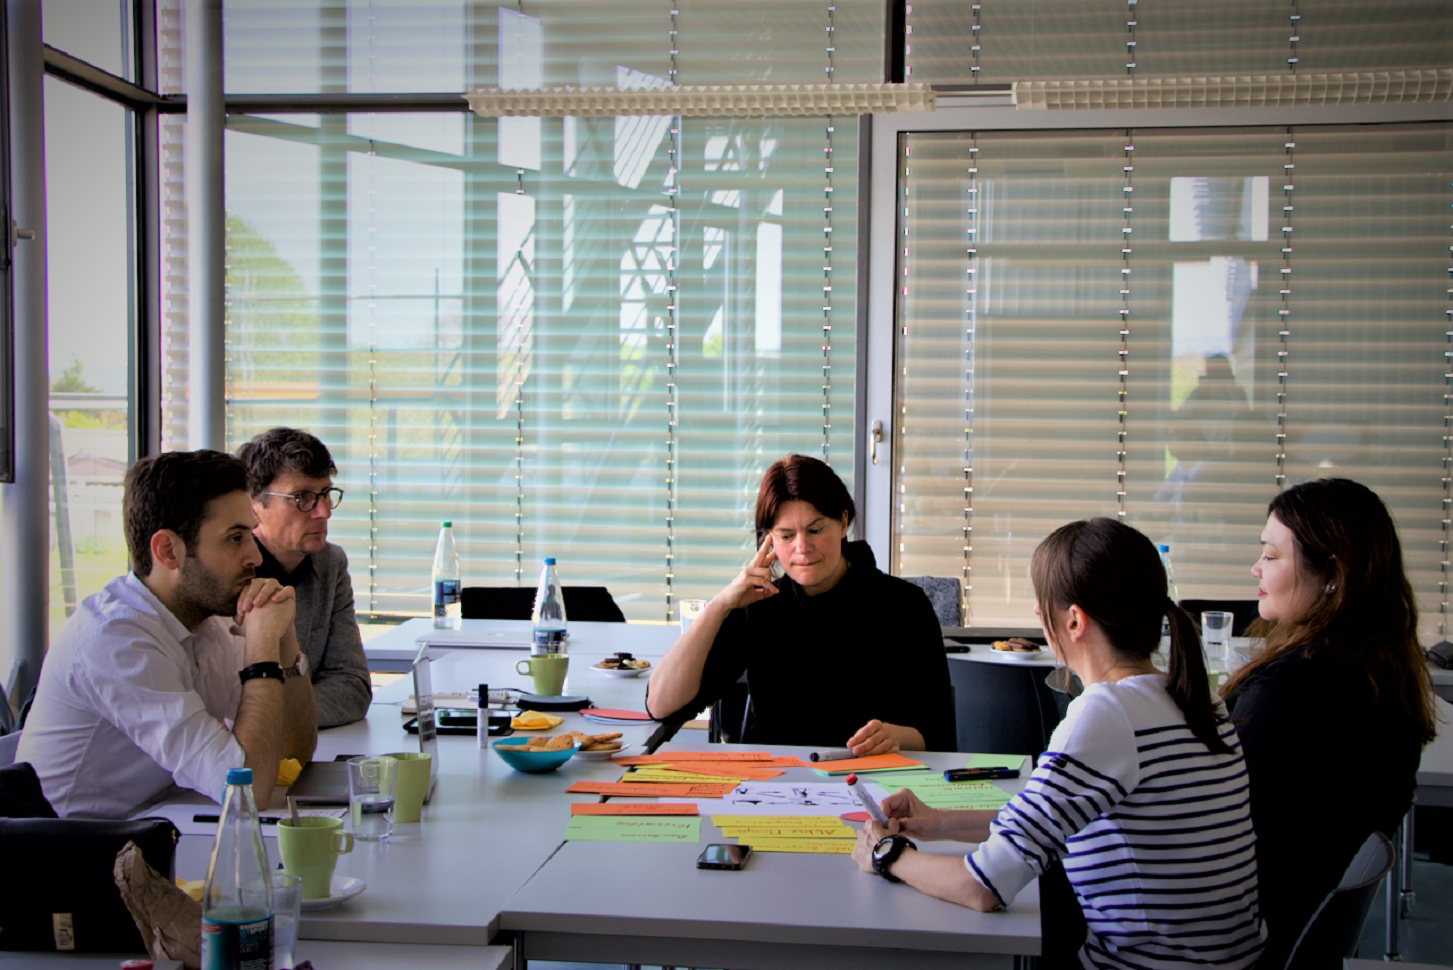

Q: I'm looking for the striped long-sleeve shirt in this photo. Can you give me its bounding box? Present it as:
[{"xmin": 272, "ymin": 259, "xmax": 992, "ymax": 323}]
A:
[{"xmin": 967, "ymin": 674, "xmax": 1265, "ymax": 970}]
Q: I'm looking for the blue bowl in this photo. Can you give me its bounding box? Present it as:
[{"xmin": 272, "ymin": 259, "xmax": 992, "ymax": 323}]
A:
[{"xmin": 492, "ymin": 738, "xmax": 582, "ymax": 773}]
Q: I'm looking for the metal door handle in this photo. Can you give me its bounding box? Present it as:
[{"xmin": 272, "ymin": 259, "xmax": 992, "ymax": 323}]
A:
[{"xmin": 870, "ymin": 420, "xmax": 883, "ymax": 465}]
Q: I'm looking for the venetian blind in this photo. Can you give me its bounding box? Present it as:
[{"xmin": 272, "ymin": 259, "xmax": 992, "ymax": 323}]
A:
[{"xmin": 157, "ymin": 0, "xmax": 880, "ymax": 619}]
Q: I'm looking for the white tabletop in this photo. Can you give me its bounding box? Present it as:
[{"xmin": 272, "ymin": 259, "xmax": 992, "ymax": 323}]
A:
[
  {"xmin": 364, "ymin": 617, "xmax": 681, "ymax": 666},
  {"xmin": 163, "ymin": 648, "xmax": 1041, "ymax": 964},
  {"xmin": 1415, "ymin": 696, "xmax": 1453, "ymax": 807},
  {"xmin": 499, "ymin": 744, "xmax": 1039, "ymax": 970}
]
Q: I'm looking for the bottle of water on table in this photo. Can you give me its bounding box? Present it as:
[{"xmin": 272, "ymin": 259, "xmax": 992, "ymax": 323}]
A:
[
  {"xmin": 202, "ymin": 768, "xmax": 273, "ymax": 970},
  {"xmin": 532, "ymin": 557, "xmax": 567, "ymax": 655},
  {"xmin": 433, "ymin": 521, "xmax": 461, "ymax": 630}
]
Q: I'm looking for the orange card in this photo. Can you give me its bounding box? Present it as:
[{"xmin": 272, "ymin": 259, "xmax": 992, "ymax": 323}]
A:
[
  {"xmin": 613, "ymin": 753, "xmax": 808, "ymax": 767},
  {"xmin": 570, "ymin": 803, "xmax": 699, "ymax": 816},
  {"xmin": 809, "ymin": 753, "xmax": 926, "ymax": 774},
  {"xmin": 565, "ymin": 781, "xmax": 738, "ymax": 798}
]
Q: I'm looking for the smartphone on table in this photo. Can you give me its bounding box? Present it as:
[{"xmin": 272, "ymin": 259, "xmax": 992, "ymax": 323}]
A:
[{"xmin": 697, "ymin": 844, "xmax": 751, "ymax": 870}]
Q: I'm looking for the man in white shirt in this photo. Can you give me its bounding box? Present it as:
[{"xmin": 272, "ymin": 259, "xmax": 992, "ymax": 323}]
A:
[{"xmin": 17, "ymin": 450, "xmax": 318, "ymax": 818}]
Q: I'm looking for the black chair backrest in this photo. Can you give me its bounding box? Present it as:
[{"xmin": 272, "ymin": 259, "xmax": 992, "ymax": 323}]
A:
[
  {"xmin": 1178, "ymin": 599, "xmax": 1261, "ymax": 637},
  {"xmin": 460, "ymin": 586, "xmax": 627, "ymax": 623},
  {"xmin": 1284, "ymin": 830, "xmax": 1395, "ymax": 969},
  {"xmin": 947, "ymin": 658, "xmax": 1063, "ymax": 757}
]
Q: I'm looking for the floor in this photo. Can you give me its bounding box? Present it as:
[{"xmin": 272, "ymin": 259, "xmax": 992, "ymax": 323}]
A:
[{"xmin": 527, "ymin": 857, "xmax": 1453, "ymax": 969}]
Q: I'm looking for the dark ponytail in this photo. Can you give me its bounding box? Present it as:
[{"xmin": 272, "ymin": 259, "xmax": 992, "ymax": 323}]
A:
[
  {"xmin": 1164, "ymin": 599, "xmax": 1231, "ymax": 755},
  {"xmin": 1032, "ymin": 518, "xmax": 1231, "ymax": 756}
]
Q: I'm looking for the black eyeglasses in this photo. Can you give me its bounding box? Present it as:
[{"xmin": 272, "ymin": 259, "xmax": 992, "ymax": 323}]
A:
[{"xmin": 261, "ymin": 488, "xmax": 345, "ymax": 512}]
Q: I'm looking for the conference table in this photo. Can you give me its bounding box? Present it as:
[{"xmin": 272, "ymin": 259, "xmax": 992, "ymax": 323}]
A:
[{"xmin": 162, "ymin": 620, "xmax": 1042, "ymax": 969}]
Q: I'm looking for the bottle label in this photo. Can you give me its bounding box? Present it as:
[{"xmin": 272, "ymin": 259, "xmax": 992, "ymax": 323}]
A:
[
  {"xmin": 201, "ymin": 911, "xmax": 272, "ymax": 970},
  {"xmin": 533, "ymin": 628, "xmax": 567, "ymax": 651},
  {"xmin": 433, "ymin": 579, "xmax": 461, "ymax": 612}
]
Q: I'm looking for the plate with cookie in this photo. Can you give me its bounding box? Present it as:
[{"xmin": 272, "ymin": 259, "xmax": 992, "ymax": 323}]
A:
[
  {"xmin": 568, "ymin": 731, "xmax": 633, "ymax": 761},
  {"xmin": 592, "ymin": 652, "xmax": 652, "ymax": 677},
  {"xmin": 989, "ymin": 637, "xmax": 1047, "ymax": 661}
]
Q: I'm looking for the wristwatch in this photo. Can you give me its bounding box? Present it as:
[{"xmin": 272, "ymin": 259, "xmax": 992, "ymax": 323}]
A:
[
  {"xmin": 283, "ymin": 653, "xmax": 310, "ymax": 680},
  {"xmin": 871, "ymin": 834, "xmax": 916, "ymax": 883}
]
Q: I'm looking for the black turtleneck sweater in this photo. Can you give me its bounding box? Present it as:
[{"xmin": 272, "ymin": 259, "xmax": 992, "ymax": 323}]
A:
[{"xmin": 655, "ymin": 540, "xmax": 955, "ymax": 751}]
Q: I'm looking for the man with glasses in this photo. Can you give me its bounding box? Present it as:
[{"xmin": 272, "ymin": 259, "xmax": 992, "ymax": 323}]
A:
[{"xmin": 237, "ymin": 428, "xmax": 371, "ymax": 727}]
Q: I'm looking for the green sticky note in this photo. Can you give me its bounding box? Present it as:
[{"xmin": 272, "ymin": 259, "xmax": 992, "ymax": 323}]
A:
[
  {"xmin": 967, "ymin": 754, "xmax": 1028, "ymax": 770},
  {"xmin": 565, "ymin": 816, "xmax": 702, "ymax": 843}
]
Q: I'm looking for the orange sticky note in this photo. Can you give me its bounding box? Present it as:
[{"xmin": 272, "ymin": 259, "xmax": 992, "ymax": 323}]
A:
[
  {"xmin": 565, "ymin": 781, "xmax": 738, "ymax": 798},
  {"xmin": 809, "ymin": 753, "xmax": 926, "ymax": 774},
  {"xmin": 570, "ymin": 803, "xmax": 699, "ymax": 816}
]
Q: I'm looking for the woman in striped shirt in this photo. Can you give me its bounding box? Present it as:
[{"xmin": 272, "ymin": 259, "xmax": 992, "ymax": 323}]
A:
[{"xmin": 852, "ymin": 517, "xmax": 1266, "ymax": 970}]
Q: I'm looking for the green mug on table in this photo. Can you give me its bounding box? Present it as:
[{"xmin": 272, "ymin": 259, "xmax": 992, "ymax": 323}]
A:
[
  {"xmin": 383, "ymin": 751, "xmax": 433, "ymax": 823},
  {"xmin": 277, "ymin": 816, "xmax": 353, "ymax": 900},
  {"xmin": 517, "ymin": 653, "xmax": 569, "ymax": 696}
]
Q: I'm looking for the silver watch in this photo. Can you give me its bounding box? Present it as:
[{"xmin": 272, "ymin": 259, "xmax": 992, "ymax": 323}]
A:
[{"xmin": 283, "ymin": 653, "xmax": 310, "ymax": 680}]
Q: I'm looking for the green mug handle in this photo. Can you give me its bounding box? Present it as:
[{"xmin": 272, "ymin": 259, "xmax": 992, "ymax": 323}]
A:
[
  {"xmin": 335, "ymin": 831, "xmax": 354, "ymax": 855},
  {"xmin": 516, "ymin": 659, "xmax": 532, "ymax": 675}
]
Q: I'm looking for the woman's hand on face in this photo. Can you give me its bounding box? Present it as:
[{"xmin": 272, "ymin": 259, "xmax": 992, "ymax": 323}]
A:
[
  {"xmin": 881, "ymin": 788, "xmax": 943, "ymax": 840},
  {"xmin": 846, "ymin": 719, "xmax": 901, "ymax": 757},
  {"xmin": 714, "ymin": 540, "xmax": 781, "ymax": 611},
  {"xmin": 851, "ymin": 819, "xmax": 890, "ymax": 874}
]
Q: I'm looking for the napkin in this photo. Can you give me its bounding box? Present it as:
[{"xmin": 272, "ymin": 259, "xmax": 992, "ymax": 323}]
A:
[
  {"xmin": 276, "ymin": 757, "xmax": 303, "ymax": 786},
  {"xmin": 512, "ymin": 710, "xmax": 564, "ymax": 730}
]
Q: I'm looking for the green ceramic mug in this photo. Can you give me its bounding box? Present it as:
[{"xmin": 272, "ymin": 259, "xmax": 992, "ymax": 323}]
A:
[
  {"xmin": 383, "ymin": 751, "xmax": 433, "ymax": 823},
  {"xmin": 277, "ymin": 816, "xmax": 353, "ymax": 900},
  {"xmin": 516, "ymin": 652, "xmax": 569, "ymax": 696}
]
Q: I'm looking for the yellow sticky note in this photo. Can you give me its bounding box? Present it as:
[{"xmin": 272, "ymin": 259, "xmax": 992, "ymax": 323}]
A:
[
  {"xmin": 712, "ymin": 815, "xmax": 844, "ymax": 827},
  {"xmin": 739, "ymin": 838, "xmax": 855, "ymax": 854},
  {"xmin": 276, "ymin": 758, "xmax": 302, "ymax": 786},
  {"xmin": 625, "ymin": 769, "xmax": 742, "ymax": 785},
  {"xmin": 720, "ymin": 824, "xmax": 855, "ymax": 839}
]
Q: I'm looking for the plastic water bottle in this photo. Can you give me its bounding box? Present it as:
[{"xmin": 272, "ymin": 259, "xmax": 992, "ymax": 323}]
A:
[
  {"xmin": 1158, "ymin": 544, "xmax": 1179, "ymax": 650},
  {"xmin": 201, "ymin": 768, "xmax": 273, "ymax": 970},
  {"xmin": 531, "ymin": 557, "xmax": 567, "ymax": 654},
  {"xmin": 432, "ymin": 521, "xmax": 461, "ymax": 629}
]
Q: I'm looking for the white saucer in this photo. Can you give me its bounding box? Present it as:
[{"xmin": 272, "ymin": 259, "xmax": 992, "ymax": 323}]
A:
[
  {"xmin": 985, "ymin": 647, "xmax": 1048, "ymax": 663},
  {"xmin": 574, "ymin": 742, "xmax": 634, "ymax": 761},
  {"xmin": 300, "ymin": 875, "xmax": 367, "ymax": 911},
  {"xmin": 591, "ymin": 663, "xmax": 649, "ymax": 678}
]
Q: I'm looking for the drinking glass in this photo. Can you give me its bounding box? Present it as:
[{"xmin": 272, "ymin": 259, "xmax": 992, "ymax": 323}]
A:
[
  {"xmin": 347, "ymin": 756, "xmax": 398, "ymax": 842},
  {"xmin": 1201, "ymin": 611, "xmax": 1235, "ymax": 662},
  {"xmin": 270, "ymin": 872, "xmax": 303, "ymax": 970},
  {"xmin": 680, "ymin": 599, "xmax": 708, "ymax": 632}
]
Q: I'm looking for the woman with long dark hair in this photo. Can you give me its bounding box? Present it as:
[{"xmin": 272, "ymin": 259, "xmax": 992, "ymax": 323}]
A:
[
  {"xmin": 646, "ymin": 454, "xmax": 954, "ymax": 752},
  {"xmin": 1222, "ymin": 478, "xmax": 1438, "ymax": 966},
  {"xmin": 852, "ymin": 518, "xmax": 1265, "ymax": 970}
]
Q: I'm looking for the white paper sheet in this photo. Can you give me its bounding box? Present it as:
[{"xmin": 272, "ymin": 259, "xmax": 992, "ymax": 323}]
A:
[{"xmin": 661, "ymin": 781, "xmax": 860, "ymax": 816}]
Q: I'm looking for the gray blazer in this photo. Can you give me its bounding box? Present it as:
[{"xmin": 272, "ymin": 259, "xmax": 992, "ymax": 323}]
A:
[{"xmin": 257, "ymin": 541, "xmax": 373, "ymax": 728}]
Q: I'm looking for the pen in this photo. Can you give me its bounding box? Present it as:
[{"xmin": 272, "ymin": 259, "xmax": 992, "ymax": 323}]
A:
[
  {"xmin": 942, "ymin": 768, "xmax": 1021, "ymax": 782},
  {"xmin": 808, "ymin": 748, "xmax": 857, "ymax": 763},
  {"xmin": 845, "ymin": 773, "xmax": 889, "ymax": 827},
  {"xmin": 194, "ymin": 814, "xmax": 280, "ymax": 824}
]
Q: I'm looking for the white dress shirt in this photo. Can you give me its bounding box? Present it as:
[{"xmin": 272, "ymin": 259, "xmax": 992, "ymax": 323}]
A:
[{"xmin": 17, "ymin": 572, "xmax": 247, "ymax": 818}]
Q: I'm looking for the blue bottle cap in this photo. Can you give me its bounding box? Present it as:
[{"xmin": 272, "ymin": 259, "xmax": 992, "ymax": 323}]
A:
[
  {"xmin": 441, "ymin": 521, "xmax": 452, "ymax": 528},
  {"xmin": 227, "ymin": 768, "xmax": 253, "ymax": 785},
  {"xmin": 544, "ymin": 557, "xmax": 556, "ymax": 565},
  {"xmin": 1157, "ymin": 544, "xmax": 1170, "ymax": 553}
]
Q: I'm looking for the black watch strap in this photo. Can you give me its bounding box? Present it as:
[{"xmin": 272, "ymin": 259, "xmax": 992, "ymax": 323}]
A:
[
  {"xmin": 239, "ymin": 661, "xmax": 285, "ymax": 684},
  {"xmin": 872, "ymin": 834, "xmax": 916, "ymax": 883}
]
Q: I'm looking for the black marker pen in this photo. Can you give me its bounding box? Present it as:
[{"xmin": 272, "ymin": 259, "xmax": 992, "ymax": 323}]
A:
[{"xmin": 943, "ymin": 768, "xmax": 1020, "ymax": 782}]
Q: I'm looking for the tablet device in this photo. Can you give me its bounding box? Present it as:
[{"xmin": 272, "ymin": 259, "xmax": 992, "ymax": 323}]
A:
[{"xmin": 286, "ymin": 760, "xmax": 351, "ymax": 806}]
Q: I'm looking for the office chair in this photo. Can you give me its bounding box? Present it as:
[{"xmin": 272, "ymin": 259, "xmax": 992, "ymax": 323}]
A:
[
  {"xmin": 903, "ymin": 576, "xmax": 962, "ymax": 627},
  {"xmin": 1178, "ymin": 599, "xmax": 1261, "ymax": 637},
  {"xmin": 460, "ymin": 586, "xmax": 627, "ymax": 623},
  {"xmin": 947, "ymin": 659, "xmax": 1063, "ymax": 757},
  {"xmin": 0, "ymin": 731, "xmax": 20, "ymax": 768},
  {"xmin": 1284, "ymin": 830, "xmax": 1395, "ymax": 969}
]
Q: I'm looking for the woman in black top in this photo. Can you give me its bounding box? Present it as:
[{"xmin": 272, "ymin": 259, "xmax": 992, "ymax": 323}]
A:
[
  {"xmin": 1221, "ymin": 478, "xmax": 1438, "ymax": 968},
  {"xmin": 646, "ymin": 454, "xmax": 954, "ymax": 753}
]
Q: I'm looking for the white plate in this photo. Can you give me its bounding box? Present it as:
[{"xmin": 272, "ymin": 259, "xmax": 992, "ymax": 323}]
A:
[
  {"xmin": 300, "ymin": 875, "xmax": 367, "ymax": 911},
  {"xmin": 986, "ymin": 647, "xmax": 1047, "ymax": 662},
  {"xmin": 591, "ymin": 662, "xmax": 650, "ymax": 677},
  {"xmin": 574, "ymin": 742, "xmax": 635, "ymax": 761}
]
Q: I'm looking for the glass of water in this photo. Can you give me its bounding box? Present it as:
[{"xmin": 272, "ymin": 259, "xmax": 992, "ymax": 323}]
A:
[
  {"xmin": 347, "ymin": 756, "xmax": 397, "ymax": 842},
  {"xmin": 1201, "ymin": 611, "xmax": 1235, "ymax": 663},
  {"xmin": 270, "ymin": 872, "xmax": 303, "ymax": 970}
]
